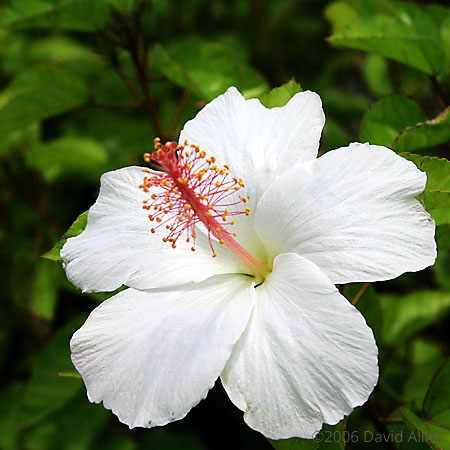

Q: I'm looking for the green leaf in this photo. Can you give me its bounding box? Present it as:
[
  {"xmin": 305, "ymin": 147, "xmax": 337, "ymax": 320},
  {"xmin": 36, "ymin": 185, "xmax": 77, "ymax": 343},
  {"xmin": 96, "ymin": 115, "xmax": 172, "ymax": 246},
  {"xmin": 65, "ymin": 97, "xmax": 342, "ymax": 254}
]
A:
[
  {"xmin": 29, "ymin": 259, "xmax": 62, "ymax": 320},
  {"xmin": 150, "ymin": 42, "xmax": 268, "ymax": 101},
  {"xmin": 362, "ymin": 53, "xmax": 392, "ymax": 97},
  {"xmin": 25, "ymin": 136, "xmax": 108, "ymax": 182},
  {"xmin": 0, "ymin": 65, "xmax": 89, "ymax": 136},
  {"xmin": 17, "ymin": 318, "xmax": 84, "ymax": 428},
  {"xmin": 260, "ymin": 80, "xmax": 302, "ymax": 108},
  {"xmin": 324, "ymin": 1, "xmax": 358, "ymax": 33},
  {"xmin": 328, "ymin": 2, "xmax": 450, "ymax": 75},
  {"xmin": 0, "ymin": 383, "xmax": 24, "ymax": 450},
  {"xmin": 42, "ymin": 211, "xmax": 88, "ymax": 262},
  {"xmin": 399, "ymin": 153, "xmax": 450, "ymax": 210},
  {"xmin": 423, "ymin": 359, "xmax": 450, "ymax": 419},
  {"xmin": 360, "ymin": 94, "xmax": 426, "ymax": 147},
  {"xmin": 400, "ymin": 407, "xmax": 450, "ymax": 450},
  {"xmin": 380, "ymin": 291, "xmax": 450, "ymax": 346},
  {"xmin": 0, "ymin": 0, "xmax": 110, "ymax": 31},
  {"xmin": 393, "ymin": 106, "xmax": 450, "ymax": 153}
]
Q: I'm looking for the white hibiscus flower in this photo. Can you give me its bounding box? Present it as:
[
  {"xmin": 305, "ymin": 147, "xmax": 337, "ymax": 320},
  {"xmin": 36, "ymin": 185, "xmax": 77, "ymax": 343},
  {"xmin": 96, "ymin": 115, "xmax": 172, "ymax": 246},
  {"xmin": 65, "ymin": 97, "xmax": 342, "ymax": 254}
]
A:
[{"xmin": 61, "ymin": 87, "xmax": 436, "ymax": 439}]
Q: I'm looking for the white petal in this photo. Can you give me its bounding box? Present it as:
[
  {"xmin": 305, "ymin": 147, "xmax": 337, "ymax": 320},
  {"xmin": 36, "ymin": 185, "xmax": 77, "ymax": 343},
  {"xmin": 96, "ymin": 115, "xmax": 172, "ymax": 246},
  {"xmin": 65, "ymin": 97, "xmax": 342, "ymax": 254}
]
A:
[
  {"xmin": 179, "ymin": 87, "xmax": 325, "ymax": 257},
  {"xmin": 71, "ymin": 274, "xmax": 256, "ymax": 428},
  {"xmin": 255, "ymin": 143, "xmax": 436, "ymax": 284},
  {"xmin": 61, "ymin": 166, "xmax": 244, "ymax": 292},
  {"xmin": 221, "ymin": 253, "xmax": 378, "ymax": 439}
]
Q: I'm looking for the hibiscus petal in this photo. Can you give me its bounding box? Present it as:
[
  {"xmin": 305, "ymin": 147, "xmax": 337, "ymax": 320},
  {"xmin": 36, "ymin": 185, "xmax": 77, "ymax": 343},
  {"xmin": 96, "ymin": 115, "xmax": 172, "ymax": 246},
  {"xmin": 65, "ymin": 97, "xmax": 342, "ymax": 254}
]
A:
[
  {"xmin": 255, "ymin": 143, "xmax": 436, "ymax": 284},
  {"xmin": 61, "ymin": 166, "xmax": 244, "ymax": 293},
  {"xmin": 221, "ymin": 253, "xmax": 378, "ymax": 439},
  {"xmin": 71, "ymin": 274, "xmax": 255, "ymax": 428},
  {"xmin": 179, "ymin": 87, "xmax": 325, "ymax": 258}
]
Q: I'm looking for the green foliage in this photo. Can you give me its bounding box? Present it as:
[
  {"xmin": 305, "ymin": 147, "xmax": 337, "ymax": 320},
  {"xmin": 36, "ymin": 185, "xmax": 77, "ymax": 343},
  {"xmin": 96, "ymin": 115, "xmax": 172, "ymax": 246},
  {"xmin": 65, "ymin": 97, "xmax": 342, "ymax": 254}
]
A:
[
  {"xmin": 399, "ymin": 153, "xmax": 450, "ymax": 210},
  {"xmin": 0, "ymin": 65, "xmax": 89, "ymax": 136},
  {"xmin": 17, "ymin": 318, "xmax": 83, "ymax": 427},
  {"xmin": 151, "ymin": 42, "xmax": 268, "ymax": 101},
  {"xmin": 393, "ymin": 107, "xmax": 450, "ymax": 153},
  {"xmin": 328, "ymin": 2, "xmax": 450, "ymax": 75},
  {"xmin": 380, "ymin": 291, "xmax": 450, "ymax": 346},
  {"xmin": 43, "ymin": 211, "xmax": 89, "ymax": 262},
  {"xmin": 1, "ymin": 0, "xmax": 449, "ymax": 449},
  {"xmin": 1, "ymin": 0, "xmax": 110, "ymax": 31},
  {"xmin": 360, "ymin": 94, "xmax": 426, "ymax": 147},
  {"xmin": 25, "ymin": 137, "xmax": 108, "ymax": 182},
  {"xmin": 260, "ymin": 80, "xmax": 302, "ymax": 108}
]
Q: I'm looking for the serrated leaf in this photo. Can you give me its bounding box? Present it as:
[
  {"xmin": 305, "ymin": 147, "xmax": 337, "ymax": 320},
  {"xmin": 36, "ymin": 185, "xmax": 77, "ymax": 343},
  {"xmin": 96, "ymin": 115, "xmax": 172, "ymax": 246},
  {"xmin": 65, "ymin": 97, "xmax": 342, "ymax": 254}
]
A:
[
  {"xmin": 0, "ymin": 65, "xmax": 89, "ymax": 135},
  {"xmin": 43, "ymin": 211, "xmax": 88, "ymax": 262},
  {"xmin": 0, "ymin": 0, "xmax": 110, "ymax": 31},
  {"xmin": 360, "ymin": 94, "xmax": 426, "ymax": 147},
  {"xmin": 393, "ymin": 107, "xmax": 450, "ymax": 153},
  {"xmin": 400, "ymin": 407, "xmax": 450, "ymax": 450},
  {"xmin": 260, "ymin": 80, "xmax": 302, "ymax": 108},
  {"xmin": 399, "ymin": 153, "xmax": 450, "ymax": 210},
  {"xmin": 380, "ymin": 291, "xmax": 450, "ymax": 346},
  {"xmin": 423, "ymin": 359, "xmax": 450, "ymax": 420},
  {"xmin": 328, "ymin": 2, "xmax": 450, "ymax": 75},
  {"xmin": 25, "ymin": 136, "xmax": 108, "ymax": 182},
  {"xmin": 150, "ymin": 42, "xmax": 268, "ymax": 101},
  {"xmin": 17, "ymin": 318, "xmax": 84, "ymax": 428}
]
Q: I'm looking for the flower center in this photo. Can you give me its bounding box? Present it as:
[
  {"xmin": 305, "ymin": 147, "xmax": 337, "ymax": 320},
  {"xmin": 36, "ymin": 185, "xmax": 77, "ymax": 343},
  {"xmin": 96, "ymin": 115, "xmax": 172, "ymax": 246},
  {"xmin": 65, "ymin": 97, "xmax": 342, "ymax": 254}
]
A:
[{"xmin": 139, "ymin": 138, "xmax": 269, "ymax": 279}]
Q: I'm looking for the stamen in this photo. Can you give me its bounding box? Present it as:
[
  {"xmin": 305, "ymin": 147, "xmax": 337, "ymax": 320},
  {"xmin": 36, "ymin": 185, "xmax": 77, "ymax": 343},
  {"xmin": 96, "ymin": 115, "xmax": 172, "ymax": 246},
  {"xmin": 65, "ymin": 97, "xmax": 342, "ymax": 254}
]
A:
[{"xmin": 139, "ymin": 138, "xmax": 268, "ymax": 278}]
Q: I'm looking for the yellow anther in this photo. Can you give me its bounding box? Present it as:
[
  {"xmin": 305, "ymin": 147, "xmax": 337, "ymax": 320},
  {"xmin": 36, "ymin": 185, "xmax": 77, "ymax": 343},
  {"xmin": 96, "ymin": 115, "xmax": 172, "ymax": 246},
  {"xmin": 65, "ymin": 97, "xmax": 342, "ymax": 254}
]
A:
[
  {"xmin": 216, "ymin": 182, "xmax": 221, "ymax": 187},
  {"xmin": 200, "ymin": 151, "xmax": 206, "ymax": 158},
  {"xmin": 192, "ymin": 232, "xmax": 197, "ymax": 238},
  {"xmin": 151, "ymin": 228, "xmax": 155, "ymax": 233},
  {"xmin": 216, "ymin": 228, "xmax": 221, "ymax": 233},
  {"xmin": 219, "ymin": 239, "xmax": 224, "ymax": 245},
  {"xmin": 191, "ymin": 247, "xmax": 196, "ymax": 252},
  {"xmin": 224, "ymin": 164, "xmax": 230, "ymax": 170},
  {"xmin": 212, "ymin": 252, "xmax": 217, "ymax": 258},
  {"xmin": 242, "ymin": 197, "xmax": 247, "ymax": 203}
]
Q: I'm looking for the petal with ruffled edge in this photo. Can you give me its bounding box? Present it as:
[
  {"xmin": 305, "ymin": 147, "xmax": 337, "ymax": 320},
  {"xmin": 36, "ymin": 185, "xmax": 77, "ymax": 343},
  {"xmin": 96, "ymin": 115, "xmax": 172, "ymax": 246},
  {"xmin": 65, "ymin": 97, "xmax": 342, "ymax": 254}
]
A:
[
  {"xmin": 61, "ymin": 166, "xmax": 245, "ymax": 293},
  {"xmin": 255, "ymin": 143, "xmax": 436, "ymax": 284},
  {"xmin": 221, "ymin": 253, "xmax": 378, "ymax": 439},
  {"xmin": 179, "ymin": 87, "xmax": 325, "ymax": 259},
  {"xmin": 71, "ymin": 273, "xmax": 255, "ymax": 428}
]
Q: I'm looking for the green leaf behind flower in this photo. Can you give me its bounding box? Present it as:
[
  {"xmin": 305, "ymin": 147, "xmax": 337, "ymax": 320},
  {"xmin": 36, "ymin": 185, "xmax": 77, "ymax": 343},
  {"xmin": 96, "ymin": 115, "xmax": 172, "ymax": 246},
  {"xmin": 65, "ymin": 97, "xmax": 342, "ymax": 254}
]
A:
[
  {"xmin": 150, "ymin": 42, "xmax": 268, "ymax": 101},
  {"xmin": 260, "ymin": 80, "xmax": 302, "ymax": 108},
  {"xmin": 43, "ymin": 211, "xmax": 88, "ymax": 262}
]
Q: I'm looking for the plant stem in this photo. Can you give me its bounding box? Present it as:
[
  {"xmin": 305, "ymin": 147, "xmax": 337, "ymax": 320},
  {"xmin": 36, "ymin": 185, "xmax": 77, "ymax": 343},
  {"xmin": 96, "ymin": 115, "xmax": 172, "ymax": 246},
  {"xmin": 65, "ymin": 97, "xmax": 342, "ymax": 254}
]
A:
[{"xmin": 352, "ymin": 282, "xmax": 371, "ymax": 306}]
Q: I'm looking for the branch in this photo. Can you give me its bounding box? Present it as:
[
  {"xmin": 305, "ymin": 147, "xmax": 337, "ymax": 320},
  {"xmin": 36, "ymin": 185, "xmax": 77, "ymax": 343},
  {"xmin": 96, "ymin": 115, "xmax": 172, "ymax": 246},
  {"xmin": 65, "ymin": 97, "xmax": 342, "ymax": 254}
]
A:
[{"xmin": 352, "ymin": 282, "xmax": 371, "ymax": 306}]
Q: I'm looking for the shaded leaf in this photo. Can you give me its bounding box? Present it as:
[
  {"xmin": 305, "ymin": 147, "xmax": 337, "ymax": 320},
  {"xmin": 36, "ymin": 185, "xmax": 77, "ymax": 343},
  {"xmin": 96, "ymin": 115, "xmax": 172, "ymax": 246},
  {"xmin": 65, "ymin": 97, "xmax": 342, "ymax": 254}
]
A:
[
  {"xmin": 1, "ymin": 0, "xmax": 110, "ymax": 31},
  {"xmin": 25, "ymin": 136, "xmax": 108, "ymax": 182},
  {"xmin": 151, "ymin": 42, "xmax": 268, "ymax": 101},
  {"xmin": 0, "ymin": 65, "xmax": 89, "ymax": 135},
  {"xmin": 360, "ymin": 94, "xmax": 426, "ymax": 147},
  {"xmin": 324, "ymin": 1, "xmax": 358, "ymax": 33},
  {"xmin": 42, "ymin": 211, "xmax": 88, "ymax": 262},
  {"xmin": 17, "ymin": 318, "xmax": 84, "ymax": 428},
  {"xmin": 260, "ymin": 80, "xmax": 302, "ymax": 108},
  {"xmin": 380, "ymin": 291, "xmax": 450, "ymax": 346},
  {"xmin": 400, "ymin": 407, "xmax": 450, "ymax": 450},
  {"xmin": 423, "ymin": 359, "xmax": 450, "ymax": 419},
  {"xmin": 29, "ymin": 259, "xmax": 62, "ymax": 320}
]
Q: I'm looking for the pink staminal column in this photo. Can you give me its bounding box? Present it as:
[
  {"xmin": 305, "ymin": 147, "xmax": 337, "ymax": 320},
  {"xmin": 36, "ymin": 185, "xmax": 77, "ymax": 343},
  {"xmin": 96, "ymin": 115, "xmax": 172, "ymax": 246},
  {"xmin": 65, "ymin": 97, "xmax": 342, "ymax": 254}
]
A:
[{"xmin": 139, "ymin": 138, "xmax": 269, "ymax": 280}]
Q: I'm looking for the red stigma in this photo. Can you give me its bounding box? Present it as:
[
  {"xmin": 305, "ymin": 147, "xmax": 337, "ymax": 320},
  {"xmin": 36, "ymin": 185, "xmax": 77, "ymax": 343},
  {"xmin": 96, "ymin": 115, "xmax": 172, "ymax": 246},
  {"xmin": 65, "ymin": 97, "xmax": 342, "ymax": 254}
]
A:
[{"xmin": 139, "ymin": 138, "xmax": 248, "ymax": 255}]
